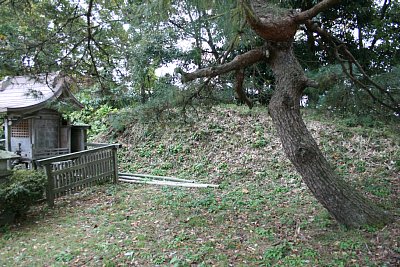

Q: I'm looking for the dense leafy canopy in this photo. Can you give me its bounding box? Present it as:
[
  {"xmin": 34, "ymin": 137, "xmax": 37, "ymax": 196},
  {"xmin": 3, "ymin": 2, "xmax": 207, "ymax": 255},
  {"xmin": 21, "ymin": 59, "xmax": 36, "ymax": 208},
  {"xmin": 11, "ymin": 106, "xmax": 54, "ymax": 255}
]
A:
[{"xmin": 0, "ymin": 0, "xmax": 399, "ymax": 118}]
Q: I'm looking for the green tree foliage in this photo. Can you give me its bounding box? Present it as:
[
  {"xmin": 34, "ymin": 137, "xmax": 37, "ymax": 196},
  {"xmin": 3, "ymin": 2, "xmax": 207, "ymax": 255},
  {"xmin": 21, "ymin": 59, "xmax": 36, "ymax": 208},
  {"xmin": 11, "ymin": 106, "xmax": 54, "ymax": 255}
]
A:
[
  {"xmin": 0, "ymin": 0, "xmax": 399, "ymax": 117},
  {"xmin": 307, "ymin": 64, "xmax": 400, "ymax": 120},
  {"xmin": 293, "ymin": 0, "xmax": 400, "ymax": 117}
]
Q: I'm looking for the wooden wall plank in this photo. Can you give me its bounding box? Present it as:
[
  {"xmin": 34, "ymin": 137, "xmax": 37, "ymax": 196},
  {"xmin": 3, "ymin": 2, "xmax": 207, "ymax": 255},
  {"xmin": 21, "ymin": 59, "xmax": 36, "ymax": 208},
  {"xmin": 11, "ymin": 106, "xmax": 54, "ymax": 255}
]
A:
[{"xmin": 38, "ymin": 145, "xmax": 120, "ymax": 206}]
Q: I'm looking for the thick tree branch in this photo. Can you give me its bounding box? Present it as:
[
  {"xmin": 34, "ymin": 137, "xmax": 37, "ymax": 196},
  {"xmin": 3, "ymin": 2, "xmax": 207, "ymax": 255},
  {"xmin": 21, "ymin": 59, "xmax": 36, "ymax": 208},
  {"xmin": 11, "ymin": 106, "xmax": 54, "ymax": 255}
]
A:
[
  {"xmin": 305, "ymin": 20, "xmax": 344, "ymax": 47},
  {"xmin": 294, "ymin": 0, "xmax": 342, "ymax": 23},
  {"xmin": 234, "ymin": 68, "xmax": 253, "ymax": 109},
  {"xmin": 242, "ymin": 0, "xmax": 341, "ymax": 42},
  {"xmin": 242, "ymin": 0, "xmax": 297, "ymax": 42},
  {"xmin": 177, "ymin": 47, "xmax": 266, "ymax": 83}
]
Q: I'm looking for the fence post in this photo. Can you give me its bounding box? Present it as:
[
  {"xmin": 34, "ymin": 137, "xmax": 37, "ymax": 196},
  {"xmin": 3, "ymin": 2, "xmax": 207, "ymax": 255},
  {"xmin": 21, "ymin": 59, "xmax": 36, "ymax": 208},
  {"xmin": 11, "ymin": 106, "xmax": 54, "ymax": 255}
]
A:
[
  {"xmin": 112, "ymin": 146, "xmax": 118, "ymax": 184},
  {"xmin": 44, "ymin": 164, "xmax": 55, "ymax": 207}
]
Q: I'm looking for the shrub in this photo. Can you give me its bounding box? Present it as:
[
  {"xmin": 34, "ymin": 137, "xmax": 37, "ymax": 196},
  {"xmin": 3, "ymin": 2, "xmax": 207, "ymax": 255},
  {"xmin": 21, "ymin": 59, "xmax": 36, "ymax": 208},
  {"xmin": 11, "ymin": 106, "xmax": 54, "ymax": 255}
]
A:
[{"xmin": 0, "ymin": 170, "xmax": 46, "ymax": 219}]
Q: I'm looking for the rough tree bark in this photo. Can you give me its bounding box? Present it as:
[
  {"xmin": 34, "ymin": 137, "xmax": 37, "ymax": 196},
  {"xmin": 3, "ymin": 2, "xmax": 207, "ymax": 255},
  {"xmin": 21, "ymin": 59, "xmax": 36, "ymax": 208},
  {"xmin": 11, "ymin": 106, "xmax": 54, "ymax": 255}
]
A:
[
  {"xmin": 234, "ymin": 68, "xmax": 253, "ymax": 108},
  {"xmin": 180, "ymin": 0, "xmax": 393, "ymax": 227},
  {"xmin": 266, "ymin": 41, "xmax": 392, "ymax": 227}
]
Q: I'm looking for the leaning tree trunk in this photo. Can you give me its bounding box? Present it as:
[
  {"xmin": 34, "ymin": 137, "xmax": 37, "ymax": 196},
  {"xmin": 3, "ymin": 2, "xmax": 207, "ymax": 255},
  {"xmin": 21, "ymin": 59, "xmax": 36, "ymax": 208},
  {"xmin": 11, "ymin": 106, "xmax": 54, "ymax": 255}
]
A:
[
  {"xmin": 179, "ymin": 0, "xmax": 393, "ymax": 228},
  {"xmin": 267, "ymin": 41, "xmax": 392, "ymax": 227}
]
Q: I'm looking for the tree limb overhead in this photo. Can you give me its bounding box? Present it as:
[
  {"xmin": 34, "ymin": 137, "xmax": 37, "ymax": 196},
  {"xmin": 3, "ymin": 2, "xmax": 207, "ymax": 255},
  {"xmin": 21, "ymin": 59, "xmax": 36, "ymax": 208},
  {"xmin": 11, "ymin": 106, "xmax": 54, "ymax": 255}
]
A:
[
  {"xmin": 294, "ymin": 0, "xmax": 342, "ymax": 23},
  {"xmin": 177, "ymin": 47, "xmax": 266, "ymax": 83},
  {"xmin": 241, "ymin": 0, "xmax": 342, "ymax": 42}
]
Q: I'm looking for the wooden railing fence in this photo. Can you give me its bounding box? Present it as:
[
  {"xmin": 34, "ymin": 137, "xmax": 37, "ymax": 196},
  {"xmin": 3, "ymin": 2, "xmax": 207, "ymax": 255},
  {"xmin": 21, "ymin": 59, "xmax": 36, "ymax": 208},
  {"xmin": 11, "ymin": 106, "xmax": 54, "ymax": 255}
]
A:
[
  {"xmin": 33, "ymin": 147, "xmax": 70, "ymax": 160},
  {"xmin": 37, "ymin": 144, "xmax": 120, "ymax": 207}
]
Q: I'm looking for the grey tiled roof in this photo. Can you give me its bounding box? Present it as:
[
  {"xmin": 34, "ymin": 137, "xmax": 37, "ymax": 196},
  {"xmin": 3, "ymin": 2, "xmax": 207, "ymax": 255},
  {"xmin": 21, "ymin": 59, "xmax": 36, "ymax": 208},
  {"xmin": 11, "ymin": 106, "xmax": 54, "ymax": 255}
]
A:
[{"xmin": 0, "ymin": 73, "xmax": 82, "ymax": 113}]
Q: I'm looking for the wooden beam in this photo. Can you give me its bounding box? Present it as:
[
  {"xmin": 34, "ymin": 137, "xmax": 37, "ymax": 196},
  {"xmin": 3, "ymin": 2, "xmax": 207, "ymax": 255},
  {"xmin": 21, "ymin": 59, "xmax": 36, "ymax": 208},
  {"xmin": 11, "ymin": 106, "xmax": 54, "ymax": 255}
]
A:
[
  {"xmin": 36, "ymin": 144, "xmax": 120, "ymax": 165},
  {"xmin": 119, "ymin": 173, "xmax": 195, "ymax": 183},
  {"xmin": 119, "ymin": 178, "xmax": 219, "ymax": 188}
]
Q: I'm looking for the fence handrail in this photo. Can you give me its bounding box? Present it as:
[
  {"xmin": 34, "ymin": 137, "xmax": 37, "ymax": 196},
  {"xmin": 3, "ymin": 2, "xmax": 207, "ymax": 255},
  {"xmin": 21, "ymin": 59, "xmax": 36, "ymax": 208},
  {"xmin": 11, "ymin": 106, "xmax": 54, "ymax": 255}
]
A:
[
  {"xmin": 39, "ymin": 143, "xmax": 120, "ymax": 207},
  {"xmin": 86, "ymin": 142, "xmax": 114, "ymax": 148},
  {"xmin": 36, "ymin": 144, "xmax": 121, "ymax": 165}
]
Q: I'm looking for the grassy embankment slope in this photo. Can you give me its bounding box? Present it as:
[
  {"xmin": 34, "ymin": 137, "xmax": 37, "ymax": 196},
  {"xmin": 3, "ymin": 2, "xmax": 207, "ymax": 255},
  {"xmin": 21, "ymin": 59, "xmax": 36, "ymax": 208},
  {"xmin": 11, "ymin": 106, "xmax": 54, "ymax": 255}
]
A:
[{"xmin": 0, "ymin": 105, "xmax": 399, "ymax": 266}]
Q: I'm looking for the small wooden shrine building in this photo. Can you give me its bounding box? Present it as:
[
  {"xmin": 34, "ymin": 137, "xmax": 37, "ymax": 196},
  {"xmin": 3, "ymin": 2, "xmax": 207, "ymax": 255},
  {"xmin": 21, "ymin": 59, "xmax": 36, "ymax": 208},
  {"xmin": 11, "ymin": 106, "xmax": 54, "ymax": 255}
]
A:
[{"xmin": 0, "ymin": 73, "xmax": 89, "ymax": 165}]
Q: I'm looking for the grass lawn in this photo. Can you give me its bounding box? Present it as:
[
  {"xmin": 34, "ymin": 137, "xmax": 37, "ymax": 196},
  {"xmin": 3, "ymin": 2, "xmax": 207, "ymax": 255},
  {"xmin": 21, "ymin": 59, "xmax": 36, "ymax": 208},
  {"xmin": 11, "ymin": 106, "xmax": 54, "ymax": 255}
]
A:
[{"xmin": 1, "ymin": 105, "xmax": 399, "ymax": 266}]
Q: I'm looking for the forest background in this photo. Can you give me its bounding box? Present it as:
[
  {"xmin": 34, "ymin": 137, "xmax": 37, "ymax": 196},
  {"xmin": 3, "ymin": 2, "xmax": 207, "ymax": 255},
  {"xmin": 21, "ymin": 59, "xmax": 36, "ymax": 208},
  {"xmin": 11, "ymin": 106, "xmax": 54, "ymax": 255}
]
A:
[{"xmin": 0, "ymin": 0, "xmax": 399, "ymax": 265}]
